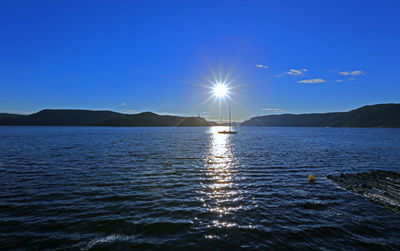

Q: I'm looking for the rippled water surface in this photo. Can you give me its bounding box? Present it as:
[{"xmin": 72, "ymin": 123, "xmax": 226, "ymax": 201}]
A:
[{"xmin": 1, "ymin": 126, "xmax": 400, "ymax": 250}]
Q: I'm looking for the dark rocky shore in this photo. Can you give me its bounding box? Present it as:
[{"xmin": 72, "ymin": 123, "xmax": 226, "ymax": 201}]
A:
[{"xmin": 328, "ymin": 171, "xmax": 400, "ymax": 214}]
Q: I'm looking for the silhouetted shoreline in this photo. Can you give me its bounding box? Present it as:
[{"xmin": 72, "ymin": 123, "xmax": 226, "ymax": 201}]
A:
[
  {"xmin": 1, "ymin": 103, "xmax": 400, "ymax": 127},
  {"xmin": 0, "ymin": 109, "xmax": 217, "ymax": 127},
  {"xmin": 242, "ymin": 103, "xmax": 400, "ymax": 128}
]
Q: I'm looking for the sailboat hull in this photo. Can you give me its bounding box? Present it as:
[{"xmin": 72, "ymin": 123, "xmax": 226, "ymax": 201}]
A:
[{"xmin": 218, "ymin": 131, "xmax": 238, "ymax": 134}]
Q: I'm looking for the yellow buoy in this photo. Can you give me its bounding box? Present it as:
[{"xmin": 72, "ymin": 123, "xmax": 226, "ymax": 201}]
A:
[{"xmin": 309, "ymin": 175, "xmax": 316, "ymax": 182}]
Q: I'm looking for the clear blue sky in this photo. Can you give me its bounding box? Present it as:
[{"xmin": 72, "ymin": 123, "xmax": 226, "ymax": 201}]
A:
[{"xmin": 1, "ymin": 0, "xmax": 399, "ymax": 121}]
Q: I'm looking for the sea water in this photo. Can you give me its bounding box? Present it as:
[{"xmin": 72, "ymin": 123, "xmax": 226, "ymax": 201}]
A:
[{"xmin": 0, "ymin": 126, "xmax": 399, "ymax": 249}]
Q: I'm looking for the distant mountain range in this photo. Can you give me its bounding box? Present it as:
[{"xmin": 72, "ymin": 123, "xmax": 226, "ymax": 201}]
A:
[
  {"xmin": 0, "ymin": 109, "xmax": 216, "ymax": 127},
  {"xmin": 241, "ymin": 104, "xmax": 400, "ymax": 127},
  {"xmin": 1, "ymin": 104, "xmax": 399, "ymax": 127}
]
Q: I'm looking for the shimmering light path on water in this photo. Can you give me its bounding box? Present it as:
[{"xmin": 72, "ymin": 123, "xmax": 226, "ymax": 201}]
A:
[{"xmin": 0, "ymin": 126, "xmax": 400, "ymax": 249}]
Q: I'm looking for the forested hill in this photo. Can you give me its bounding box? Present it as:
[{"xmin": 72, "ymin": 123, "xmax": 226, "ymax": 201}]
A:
[
  {"xmin": 0, "ymin": 109, "xmax": 215, "ymax": 127},
  {"xmin": 241, "ymin": 104, "xmax": 400, "ymax": 127}
]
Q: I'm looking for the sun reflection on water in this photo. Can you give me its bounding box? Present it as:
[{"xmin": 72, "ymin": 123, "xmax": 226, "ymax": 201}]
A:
[{"xmin": 200, "ymin": 126, "xmax": 243, "ymax": 230}]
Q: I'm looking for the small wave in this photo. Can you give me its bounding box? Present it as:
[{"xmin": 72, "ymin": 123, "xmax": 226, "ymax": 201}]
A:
[
  {"xmin": 294, "ymin": 201, "xmax": 339, "ymax": 210},
  {"xmin": 79, "ymin": 234, "xmax": 133, "ymax": 251},
  {"xmin": 90, "ymin": 194, "xmax": 140, "ymax": 202}
]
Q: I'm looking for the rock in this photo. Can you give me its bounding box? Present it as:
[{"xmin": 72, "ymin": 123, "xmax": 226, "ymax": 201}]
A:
[{"xmin": 328, "ymin": 170, "xmax": 400, "ymax": 215}]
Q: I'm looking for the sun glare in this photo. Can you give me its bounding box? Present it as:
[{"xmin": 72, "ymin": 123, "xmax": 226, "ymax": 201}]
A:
[{"xmin": 213, "ymin": 83, "xmax": 228, "ymax": 98}]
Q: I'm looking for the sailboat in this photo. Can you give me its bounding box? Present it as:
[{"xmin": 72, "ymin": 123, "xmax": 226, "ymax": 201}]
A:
[{"xmin": 218, "ymin": 106, "xmax": 238, "ymax": 134}]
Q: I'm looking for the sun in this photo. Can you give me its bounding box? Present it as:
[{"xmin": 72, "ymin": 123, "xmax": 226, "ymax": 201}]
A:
[{"xmin": 213, "ymin": 83, "xmax": 228, "ymax": 98}]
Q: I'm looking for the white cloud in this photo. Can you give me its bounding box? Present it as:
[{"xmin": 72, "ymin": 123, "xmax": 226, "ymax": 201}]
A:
[
  {"xmin": 338, "ymin": 70, "xmax": 365, "ymax": 76},
  {"xmin": 286, "ymin": 68, "xmax": 307, "ymax": 76},
  {"xmin": 262, "ymin": 108, "xmax": 284, "ymax": 113},
  {"xmin": 297, "ymin": 78, "xmax": 326, "ymax": 84},
  {"xmin": 286, "ymin": 69, "xmax": 303, "ymax": 75},
  {"xmin": 256, "ymin": 64, "xmax": 269, "ymax": 69},
  {"xmin": 120, "ymin": 102, "xmax": 126, "ymax": 106},
  {"xmin": 335, "ymin": 80, "xmax": 343, "ymax": 82},
  {"xmin": 124, "ymin": 109, "xmax": 136, "ymax": 113}
]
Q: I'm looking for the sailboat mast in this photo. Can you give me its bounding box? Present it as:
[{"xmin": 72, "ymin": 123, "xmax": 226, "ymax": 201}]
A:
[{"xmin": 229, "ymin": 106, "xmax": 231, "ymax": 131}]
